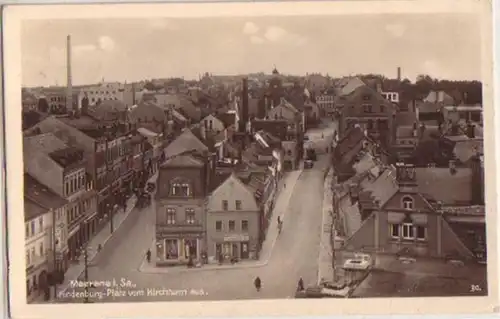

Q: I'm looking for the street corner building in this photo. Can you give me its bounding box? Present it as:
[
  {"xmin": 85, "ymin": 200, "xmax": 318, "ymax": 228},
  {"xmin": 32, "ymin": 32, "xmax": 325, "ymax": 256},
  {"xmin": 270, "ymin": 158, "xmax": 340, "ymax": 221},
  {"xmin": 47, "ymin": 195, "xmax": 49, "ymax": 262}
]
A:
[
  {"xmin": 154, "ymin": 129, "xmax": 211, "ymax": 266},
  {"xmin": 206, "ymin": 173, "xmax": 261, "ymax": 262}
]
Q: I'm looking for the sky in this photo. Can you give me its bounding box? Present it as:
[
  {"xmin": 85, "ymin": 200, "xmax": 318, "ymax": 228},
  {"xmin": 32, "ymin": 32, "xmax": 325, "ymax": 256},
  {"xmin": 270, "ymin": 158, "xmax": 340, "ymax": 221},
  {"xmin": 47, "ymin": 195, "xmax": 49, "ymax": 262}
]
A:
[{"xmin": 21, "ymin": 14, "xmax": 481, "ymax": 87}]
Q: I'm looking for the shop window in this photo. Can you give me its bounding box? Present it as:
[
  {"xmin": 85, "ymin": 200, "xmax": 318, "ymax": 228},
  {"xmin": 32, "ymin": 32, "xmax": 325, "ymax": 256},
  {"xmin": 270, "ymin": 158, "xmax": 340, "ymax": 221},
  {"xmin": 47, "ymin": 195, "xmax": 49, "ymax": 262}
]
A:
[{"xmin": 165, "ymin": 239, "xmax": 179, "ymax": 260}]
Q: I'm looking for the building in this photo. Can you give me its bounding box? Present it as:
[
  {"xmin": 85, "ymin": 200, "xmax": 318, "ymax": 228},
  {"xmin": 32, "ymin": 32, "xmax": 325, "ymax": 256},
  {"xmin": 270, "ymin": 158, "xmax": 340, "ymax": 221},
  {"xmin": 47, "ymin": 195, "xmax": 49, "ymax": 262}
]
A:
[
  {"xmin": 206, "ymin": 174, "xmax": 261, "ymax": 262},
  {"xmin": 154, "ymin": 129, "xmax": 211, "ymax": 265},
  {"xmin": 341, "ymin": 162, "xmax": 485, "ymax": 261},
  {"xmin": 137, "ymin": 127, "xmax": 165, "ymax": 176},
  {"xmin": 442, "ymin": 105, "xmax": 483, "ymax": 127},
  {"xmin": 24, "ymin": 176, "xmax": 68, "ymax": 302},
  {"xmin": 154, "ymin": 153, "xmax": 209, "ymax": 266},
  {"xmin": 201, "ymin": 114, "xmax": 226, "ymax": 135},
  {"xmin": 337, "ymin": 84, "xmax": 397, "ymax": 148},
  {"xmin": 77, "ymin": 82, "xmax": 125, "ymax": 108},
  {"xmin": 316, "ymin": 94, "xmax": 335, "ymax": 117},
  {"xmin": 39, "ymin": 87, "xmax": 79, "ymax": 115},
  {"xmin": 24, "ymin": 115, "xmax": 136, "ymax": 222},
  {"xmin": 22, "ymin": 90, "xmax": 39, "ymax": 112},
  {"xmin": 23, "ymin": 133, "xmax": 98, "ymax": 260}
]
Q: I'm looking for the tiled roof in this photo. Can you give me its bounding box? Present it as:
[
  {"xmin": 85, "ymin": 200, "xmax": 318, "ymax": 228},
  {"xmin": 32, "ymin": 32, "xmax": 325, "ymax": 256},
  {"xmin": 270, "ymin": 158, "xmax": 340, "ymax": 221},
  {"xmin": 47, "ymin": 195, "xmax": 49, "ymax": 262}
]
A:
[
  {"xmin": 334, "ymin": 127, "xmax": 365, "ymax": 163},
  {"xmin": 415, "ymin": 167, "xmax": 473, "ymax": 205},
  {"xmin": 129, "ymin": 101, "xmax": 167, "ymax": 123},
  {"xmin": 24, "ymin": 132, "xmax": 69, "ymax": 155},
  {"xmin": 250, "ymin": 119, "xmax": 288, "ymax": 141},
  {"xmin": 163, "ymin": 154, "xmax": 204, "ymax": 167},
  {"xmin": 217, "ymin": 112, "xmax": 236, "ymax": 128},
  {"xmin": 337, "ymin": 77, "xmax": 366, "ymax": 96},
  {"xmin": 24, "ymin": 174, "xmax": 67, "ymax": 220},
  {"xmin": 361, "ymin": 166, "xmax": 398, "ymax": 207},
  {"xmin": 453, "ymin": 139, "xmax": 483, "ymax": 163},
  {"xmin": 352, "ymin": 152, "xmax": 378, "ymax": 175},
  {"xmin": 163, "ymin": 128, "xmax": 209, "ymax": 158}
]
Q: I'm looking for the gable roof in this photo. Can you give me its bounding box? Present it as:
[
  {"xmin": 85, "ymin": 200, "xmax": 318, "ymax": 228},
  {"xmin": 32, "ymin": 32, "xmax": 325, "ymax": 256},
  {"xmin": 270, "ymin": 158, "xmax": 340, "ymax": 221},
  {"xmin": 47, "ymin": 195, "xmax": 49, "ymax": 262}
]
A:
[
  {"xmin": 163, "ymin": 154, "xmax": 204, "ymax": 167},
  {"xmin": 415, "ymin": 167, "xmax": 473, "ymax": 205},
  {"xmin": 163, "ymin": 128, "xmax": 209, "ymax": 158},
  {"xmin": 334, "ymin": 126, "xmax": 366, "ymax": 163},
  {"xmin": 24, "ymin": 173, "xmax": 67, "ymax": 219},
  {"xmin": 337, "ymin": 77, "xmax": 366, "ymax": 96},
  {"xmin": 209, "ymin": 173, "xmax": 259, "ymax": 210},
  {"xmin": 24, "ymin": 133, "xmax": 69, "ymax": 157},
  {"xmin": 362, "ymin": 166, "xmax": 399, "ymax": 207},
  {"xmin": 424, "ymin": 90, "xmax": 455, "ymax": 104}
]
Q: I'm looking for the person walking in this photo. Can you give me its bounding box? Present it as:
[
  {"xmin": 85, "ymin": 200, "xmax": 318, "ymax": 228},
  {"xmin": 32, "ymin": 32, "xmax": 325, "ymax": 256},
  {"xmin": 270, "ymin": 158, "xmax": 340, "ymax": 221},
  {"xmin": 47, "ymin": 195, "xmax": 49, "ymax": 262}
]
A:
[
  {"xmin": 254, "ymin": 276, "xmax": 262, "ymax": 292},
  {"xmin": 146, "ymin": 249, "xmax": 151, "ymax": 263},
  {"xmin": 297, "ymin": 277, "xmax": 304, "ymax": 291}
]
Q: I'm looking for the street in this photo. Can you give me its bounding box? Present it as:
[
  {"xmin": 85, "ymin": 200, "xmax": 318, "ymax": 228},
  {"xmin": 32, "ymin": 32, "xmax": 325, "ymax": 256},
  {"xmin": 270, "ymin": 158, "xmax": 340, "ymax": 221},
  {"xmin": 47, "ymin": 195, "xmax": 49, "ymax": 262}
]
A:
[{"xmin": 59, "ymin": 122, "xmax": 337, "ymax": 303}]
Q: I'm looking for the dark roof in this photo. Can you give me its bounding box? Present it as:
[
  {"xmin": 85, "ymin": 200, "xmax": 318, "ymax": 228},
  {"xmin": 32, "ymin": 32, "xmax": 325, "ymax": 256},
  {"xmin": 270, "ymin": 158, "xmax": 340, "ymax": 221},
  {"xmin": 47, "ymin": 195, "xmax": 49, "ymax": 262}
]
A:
[
  {"xmin": 217, "ymin": 112, "xmax": 236, "ymax": 128},
  {"xmin": 416, "ymin": 167, "xmax": 473, "ymax": 205},
  {"xmin": 24, "ymin": 174, "xmax": 67, "ymax": 220},
  {"xmin": 334, "ymin": 127, "xmax": 365, "ymax": 163},
  {"xmin": 251, "ymin": 119, "xmax": 288, "ymax": 140}
]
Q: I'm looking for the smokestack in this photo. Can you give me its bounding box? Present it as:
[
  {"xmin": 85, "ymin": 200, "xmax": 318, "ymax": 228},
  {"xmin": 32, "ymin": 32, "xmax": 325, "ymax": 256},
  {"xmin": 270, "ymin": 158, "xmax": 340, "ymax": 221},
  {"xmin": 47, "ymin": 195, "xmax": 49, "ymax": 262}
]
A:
[
  {"xmin": 397, "ymin": 67, "xmax": 401, "ymax": 81},
  {"xmin": 66, "ymin": 35, "xmax": 73, "ymax": 115},
  {"xmin": 239, "ymin": 77, "xmax": 249, "ymax": 133}
]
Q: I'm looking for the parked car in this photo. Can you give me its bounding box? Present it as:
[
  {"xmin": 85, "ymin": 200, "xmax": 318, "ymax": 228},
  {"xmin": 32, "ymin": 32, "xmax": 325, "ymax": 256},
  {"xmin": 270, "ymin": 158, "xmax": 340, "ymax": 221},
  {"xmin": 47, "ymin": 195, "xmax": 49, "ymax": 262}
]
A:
[
  {"xmin": 342, "ymin": 253, "xmax": 373, "ymax": 271},
  {"xmin": 304, "ymin": 160, "xmax": 314, "ymax": 169}
]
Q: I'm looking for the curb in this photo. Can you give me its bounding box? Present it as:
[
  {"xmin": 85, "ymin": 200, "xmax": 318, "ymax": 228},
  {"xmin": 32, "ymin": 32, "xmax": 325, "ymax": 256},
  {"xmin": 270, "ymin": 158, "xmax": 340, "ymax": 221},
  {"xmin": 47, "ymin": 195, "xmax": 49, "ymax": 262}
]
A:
[{"xmin": 317, "ymin": 167, "xmax": 333, "ymax": 286}]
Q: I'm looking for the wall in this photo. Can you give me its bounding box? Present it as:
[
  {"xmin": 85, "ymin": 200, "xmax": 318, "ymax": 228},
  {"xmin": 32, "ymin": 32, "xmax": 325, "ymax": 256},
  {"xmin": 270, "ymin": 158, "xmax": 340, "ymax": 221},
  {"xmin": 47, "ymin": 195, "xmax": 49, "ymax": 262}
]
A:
[
  {"xmin": 24, "ymin": 154, "xmax": 64, "ymax": 196},
  {"xmin": 206, "ymin": 210, "xmax": 260, "ymax": 258}
]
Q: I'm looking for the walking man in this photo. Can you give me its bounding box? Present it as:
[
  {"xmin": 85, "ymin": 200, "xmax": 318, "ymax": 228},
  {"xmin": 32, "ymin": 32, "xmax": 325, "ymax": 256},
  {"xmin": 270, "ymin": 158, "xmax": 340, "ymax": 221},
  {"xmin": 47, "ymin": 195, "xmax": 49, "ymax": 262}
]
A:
[{"xmin": 146, "ymin": 249, "xmax": 151, "ymax": 263}]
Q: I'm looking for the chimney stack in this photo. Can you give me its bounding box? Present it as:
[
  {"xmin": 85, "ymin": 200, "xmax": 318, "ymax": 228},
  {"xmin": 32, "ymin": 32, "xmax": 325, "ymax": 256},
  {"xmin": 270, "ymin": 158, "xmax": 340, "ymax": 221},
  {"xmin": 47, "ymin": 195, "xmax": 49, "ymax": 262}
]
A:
[
  {"xmin": 239, "ymin": 77, "xmax": 249, "ymax": 133},
  {"xmin": 66, "ymin": 35, "xmax": 73, "ymax": 115},
  {"xmin": 397, "ymin": 67, "xmax": 401, "ymax": 81}
]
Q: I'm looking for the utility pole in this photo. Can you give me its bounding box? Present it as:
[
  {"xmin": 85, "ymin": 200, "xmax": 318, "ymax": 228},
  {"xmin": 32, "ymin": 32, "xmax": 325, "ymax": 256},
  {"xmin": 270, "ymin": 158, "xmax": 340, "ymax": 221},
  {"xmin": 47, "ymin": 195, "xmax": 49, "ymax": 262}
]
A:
[
  {"xmin": 51, "ymin": 208, "xmax": 58, "ymax": 300},
  {"xmin": 83, "ymin": 248, "xmax": 90, "ymax": 303}
]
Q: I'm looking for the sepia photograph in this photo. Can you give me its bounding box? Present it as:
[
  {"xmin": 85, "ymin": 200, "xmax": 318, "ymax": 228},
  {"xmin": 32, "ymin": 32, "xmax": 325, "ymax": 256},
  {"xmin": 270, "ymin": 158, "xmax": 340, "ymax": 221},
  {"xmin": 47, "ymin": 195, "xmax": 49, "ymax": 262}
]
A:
[{"xmin": 3, "ymin": 1, "xmax": 498, "ymax": 317}]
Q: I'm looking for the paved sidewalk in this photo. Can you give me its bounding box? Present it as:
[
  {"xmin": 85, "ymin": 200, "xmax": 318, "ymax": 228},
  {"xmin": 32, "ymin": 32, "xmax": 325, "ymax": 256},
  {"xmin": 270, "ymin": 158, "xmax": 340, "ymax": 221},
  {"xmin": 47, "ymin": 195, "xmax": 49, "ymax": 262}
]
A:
[
  {"xmin": 317, "ymin": 167, "xmax": 335, "ymax": 285},
  {"xmin": 138, "ymin": 170, "xmax": 303, "ymax": 274},
  {"xmin": 55, "ymin": 173, "xmax": 158, "ymax": 296}
]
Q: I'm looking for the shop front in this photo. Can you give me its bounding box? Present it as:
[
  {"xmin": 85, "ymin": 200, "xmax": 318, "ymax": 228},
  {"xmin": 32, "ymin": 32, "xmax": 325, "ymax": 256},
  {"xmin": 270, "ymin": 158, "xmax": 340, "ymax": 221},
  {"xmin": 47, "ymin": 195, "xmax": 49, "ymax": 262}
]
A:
[
  {"xmin": 210, "ymin": 234, "xmax": 256, "ymax": 262},
  {"xmin": 155, "ymin": 233, "xmax": 203, "ymax": 266}
]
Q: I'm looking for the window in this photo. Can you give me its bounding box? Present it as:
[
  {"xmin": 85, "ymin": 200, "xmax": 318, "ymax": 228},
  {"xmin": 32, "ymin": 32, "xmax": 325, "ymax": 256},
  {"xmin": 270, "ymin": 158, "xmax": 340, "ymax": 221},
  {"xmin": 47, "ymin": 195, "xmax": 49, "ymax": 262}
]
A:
[
  {"xmin": 39, "ymin": 217, "xmax": 43, "ymax": 231},
  {"xmin": 216, "ymin": 221, "xmax": 222, "ymax": 232},
  {"xmin": 166, "ymin": 208, "xmax": 176, "ymax": 225},
  {"xmin": 402, "ymin": 223, "xmax": 414, "ymax": 240},
  {"xmin": 25, "ymin": 224, "xmax": 29, "ymax": 238},
  {"xmin": 185, "ymin": 208, "xmax": 195, "ymax": 224},
  {"xmin": 416, "ymin": 226, "xmax": 426, "ymax": 240},
  {"xmin": 390, "ymin": 224, "xmax": 400, "ymax": 238},
  {"xmin": 26, "ymin": 250, "xmax": 30, "ymax": 265},
  {"xmin": 165, "ymin": 239, "xmax": 179, "ymax": 260},
  {"xmin": 171, "ymin": 183, "xmax": 181, "ymax": 196},
  {"xmin": 235, "ymin": 200, "xmax": 242, "ymax": 210},
  {"xmin": 181, "ymin": 184, "xmax": 190, "ymax": 196},
  {"xmin": 229, "ymin": 220, "xmax": 235, "ymax": 231},
  {"xmin": 363, "ymin": 104, "xmax": 372, "ymax": 113},
  {"xmin": 39, "ymin": 242, "xmax": 44, "ymax": 257},
  {"xmin": 31, "ymin": 247, "xmax": 35, "ymax": 261},
  {"xmin": 242, "ymin": 220, "xmax": 249, "ymax": 231},
  {"xmin": 402, "ymin": 196, "xmax": 414, "ymax": 210},
  {"xmin": 222, "ymin": 200, "xmax": 228, "ymax": 210},
  {"xmin": 363, "ymin": 94, "xmax": 370, "ymax": 101},
  {"xmin": 30, "ymin": 221, "xmax": 35, "ymax": 236}
]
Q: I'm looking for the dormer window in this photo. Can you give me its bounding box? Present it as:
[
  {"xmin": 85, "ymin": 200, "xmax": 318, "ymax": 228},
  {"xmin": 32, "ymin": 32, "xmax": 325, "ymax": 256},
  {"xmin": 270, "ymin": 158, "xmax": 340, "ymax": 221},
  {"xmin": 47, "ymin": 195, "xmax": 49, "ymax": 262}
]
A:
[
  {"xmin": 170, "ymin": 182, "xmax": 191, "ymax": 197},
  {"xmin": 402, "ymin": 196, "xmax": 414, "ymax": 210}
]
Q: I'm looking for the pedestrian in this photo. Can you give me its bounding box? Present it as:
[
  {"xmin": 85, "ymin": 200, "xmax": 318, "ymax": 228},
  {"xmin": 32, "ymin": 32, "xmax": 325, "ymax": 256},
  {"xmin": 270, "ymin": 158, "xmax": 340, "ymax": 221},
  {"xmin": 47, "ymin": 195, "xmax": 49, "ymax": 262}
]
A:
[
  {"xmin": 283, "ymin": 183, "xmax": 286, "ymax": 189},
  {"xmin": 277, "ymin": 215, "xmax": 281, "ymax": 225},
  {"xmin": 297, "ymin": 277, "xmax": 304, "ymax": 291},
  {"xmin": 146, "ymin": 249, "xmax": 151, "ymax": 263},
  {"xmin": 254, "ymin": 276, "xmax": 262, "ymax": 291}
]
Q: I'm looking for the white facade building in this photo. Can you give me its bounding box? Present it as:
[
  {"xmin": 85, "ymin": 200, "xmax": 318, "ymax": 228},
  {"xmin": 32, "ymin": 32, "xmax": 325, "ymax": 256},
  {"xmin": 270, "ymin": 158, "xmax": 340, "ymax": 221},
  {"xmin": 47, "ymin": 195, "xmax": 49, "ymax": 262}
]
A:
[{"xmin": 77, "ymin": 82, "xmax": 125, "ymax": 108}]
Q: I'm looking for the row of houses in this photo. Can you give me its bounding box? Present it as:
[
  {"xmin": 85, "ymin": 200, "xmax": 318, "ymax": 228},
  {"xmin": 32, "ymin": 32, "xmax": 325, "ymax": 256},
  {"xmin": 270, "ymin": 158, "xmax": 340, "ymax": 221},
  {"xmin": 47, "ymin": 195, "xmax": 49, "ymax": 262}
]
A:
[
  {"xmin": 22, "ymin": 99, "xmax": 170, "ymax": 302},
  {"xmin": 332, "ymin": 126, "xmax": 485, "ymax": 263}
]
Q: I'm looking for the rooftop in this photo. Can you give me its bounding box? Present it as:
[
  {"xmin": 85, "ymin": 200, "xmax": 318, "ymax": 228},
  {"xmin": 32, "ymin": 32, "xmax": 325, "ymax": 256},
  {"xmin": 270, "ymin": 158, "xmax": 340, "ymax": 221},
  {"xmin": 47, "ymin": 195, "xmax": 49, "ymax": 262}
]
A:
[
  {"xmin": 24, "ymin": 174, "xmax": 67, "ymax": 220},
  {"xmin": 416, "ymin": 167, "xmax": 473, "ymax": 205},
  {"xmin": 163, "ymin": 128, "xmax": 209, "ymax": 158}
]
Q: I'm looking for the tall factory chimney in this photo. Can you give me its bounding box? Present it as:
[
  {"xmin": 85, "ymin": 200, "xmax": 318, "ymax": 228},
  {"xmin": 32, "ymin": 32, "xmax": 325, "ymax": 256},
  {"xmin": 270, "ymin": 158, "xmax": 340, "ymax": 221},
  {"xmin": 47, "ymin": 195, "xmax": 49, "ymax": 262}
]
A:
[
  {"xmin": 66, "ymin": 35, "xmax": 73, "ymax": 115},
  {"xmin": 239, "ymin": 77, "xmax": 249, "ymax": 133},
  {"xmin": 397, "ymin": 67, "xmax": 401, "ymax": 81}
]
